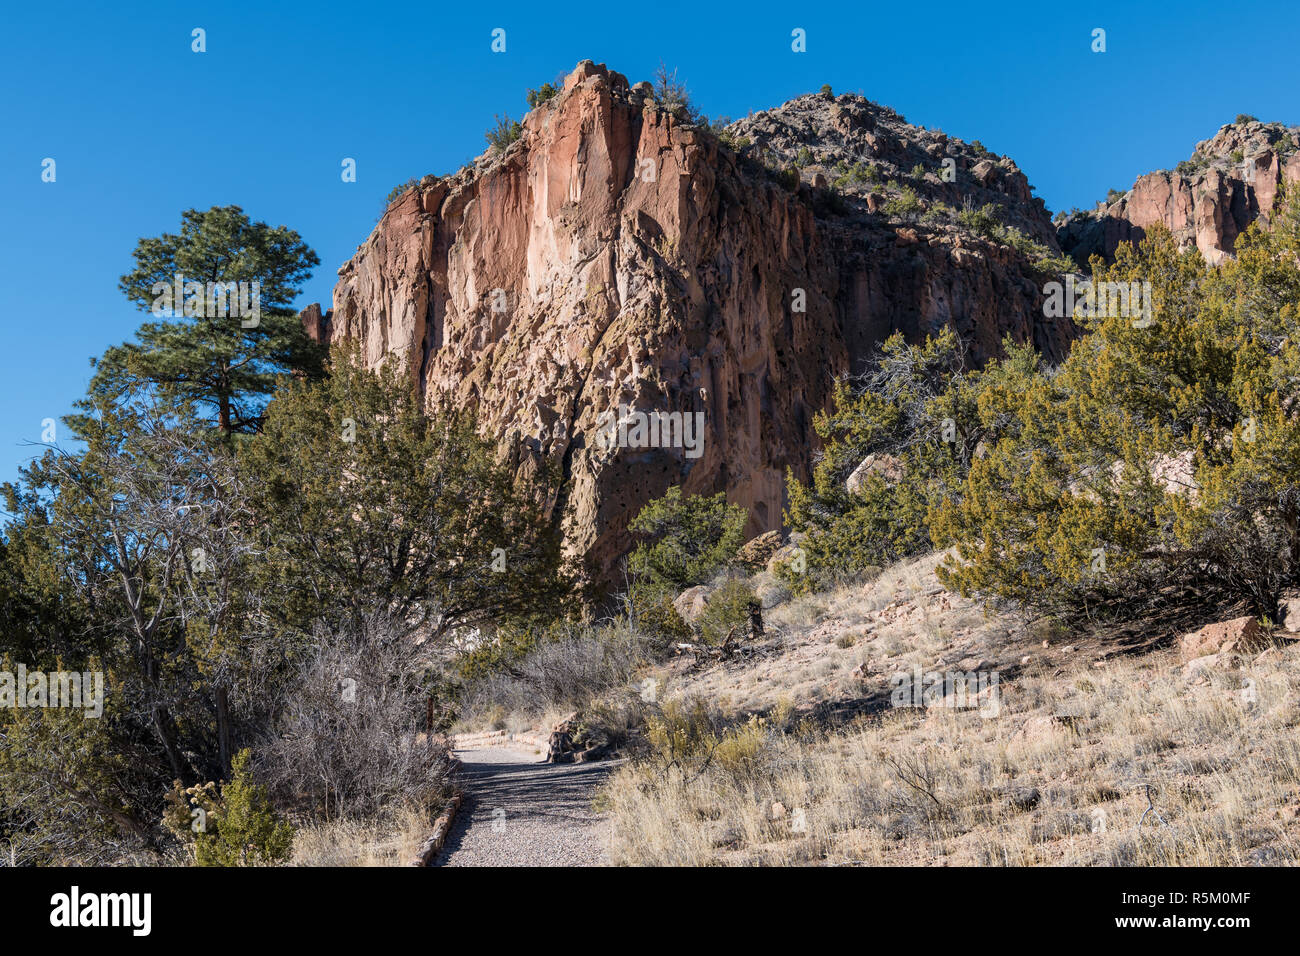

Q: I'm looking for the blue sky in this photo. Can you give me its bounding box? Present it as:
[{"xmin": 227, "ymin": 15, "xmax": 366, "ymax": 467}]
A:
[{"xmin": 2, "ymin": 0, "xmax": 1298, "ymax": 490}]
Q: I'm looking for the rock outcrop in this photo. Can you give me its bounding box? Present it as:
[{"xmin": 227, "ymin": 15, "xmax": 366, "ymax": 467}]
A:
[
  {"xmin": 302, "ymin": 62, "xmax": 1073, "ymax": 581},
  {"xmin": 1059, "ymin": 120, "xmax": 1300, "ymax": 267}
]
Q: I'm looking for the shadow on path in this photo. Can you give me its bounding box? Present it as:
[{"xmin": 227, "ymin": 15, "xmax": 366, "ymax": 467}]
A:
[{"xmin": 434, "ymin": 749, "xmax": 621, "ymax": 867}]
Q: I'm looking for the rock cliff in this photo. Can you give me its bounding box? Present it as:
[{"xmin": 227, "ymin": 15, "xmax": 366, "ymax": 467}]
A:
[
  {"xmin": 1059, "ymin": 119, "xmax": 1300, "ymax": 267},
  {"xmin": 302, "ymin": 61, "xmax": 1073, "ymax": 580}
]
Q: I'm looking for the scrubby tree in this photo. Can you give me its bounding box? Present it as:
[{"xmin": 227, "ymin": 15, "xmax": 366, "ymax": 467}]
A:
[
  {"xmin": 652, "ymin": 63, "xmax": 698, "ymax": 123},
  {"xmin": 241, "ymin": 347, "xmax": 570, "ymax": 641},
  {"xmin": 627, "ymin": 486, "xmax": 748, "ymax": 593},
  {"xmin": 782, "ymin": 327, "xmax": 1032, "ymax": 591},
  {"xmin": 933, "ymin": 187, "xmax": 1300, "ymax": 621},
  {"xmin": 526, "ymin": 82, "xmax": 560, "ymax": 108}
]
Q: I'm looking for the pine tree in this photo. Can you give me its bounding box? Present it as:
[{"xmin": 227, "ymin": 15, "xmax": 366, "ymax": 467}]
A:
[{"xmin": 73, "ymin": 205, "xmax": 325, "ymax": 438}]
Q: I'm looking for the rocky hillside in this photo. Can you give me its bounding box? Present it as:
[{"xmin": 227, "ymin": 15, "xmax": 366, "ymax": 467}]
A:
[
  {"xmin": 300, "ymin": 61, "xmax": 1074, "ymax": 580},
  {"xmin": 1059, "ymin": 118, "xmax": 1300, "ymax": 267}
]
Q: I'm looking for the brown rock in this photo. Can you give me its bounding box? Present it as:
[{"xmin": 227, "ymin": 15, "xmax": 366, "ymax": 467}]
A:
[
  {"xmin": 573, "ymin": 743, "xmax": 610, "ymax": 763},
  {"xmin": 970, "ymin": 160, "xmax": 998, "ymax": 186},
  {"xmin": 1278, "ymin": 591, "xmax": 1300, "ymax": 629},
  {"xmin": 845, "ymin": 453, "xmax": 904, "ymax": 495},
  {"xmin": 1014, "ymin": 714, "xmax": 1064, "ymax": 742},
  {"xmin": 1182, "ymin": 652, "xmax": 1241, "ymax": 681},
  {"xmin": 735, "ymin": 530, "xmax": 784, "ymax": 571},
  {"xmin": 673, "ymin": 585, "xmax": 713, "ymax": 625},
  {"xmin": 1179, "ymin": 616, "xmax": 1263, "ymax": 662}
]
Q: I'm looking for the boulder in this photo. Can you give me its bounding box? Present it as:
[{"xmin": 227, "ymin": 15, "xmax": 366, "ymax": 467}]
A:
[
  {"xmin": 970, "ymin": 159, "xmax": 998, "ymax": 186},
  {"xmin": 846, "ymin": 453, "xmax": 904, "ymax": 495},
  {"xmin": 1278, "ymin": 591, "xmax": 1300, "ymax": 629},
  {"xmin": 764, "ymin": 532, "xmax": 806, "ymax": 574},
  {"xmin": 1182, "ymin": 652, "xmax": 1242, "ymax": 681},
  {"xmin": 673, "ymin": 585, "xmax": 714, "ymax": 625},
  {"xmin": 1179, "ymin": 615, "xmax": 1265, "ymax": 662},
  {"xmin": 736, "ymin": 530, "xmax": 784, "ymax": 571}
]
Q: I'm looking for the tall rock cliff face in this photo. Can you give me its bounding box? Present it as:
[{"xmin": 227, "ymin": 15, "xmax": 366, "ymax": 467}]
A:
[
  {"xmin": 302, "ymin": 61, "xmax": 1072, "ymax": 580},
  {"xmin": 1059, "ymin": 120, "xmax": 1300, "ymax": 267}
]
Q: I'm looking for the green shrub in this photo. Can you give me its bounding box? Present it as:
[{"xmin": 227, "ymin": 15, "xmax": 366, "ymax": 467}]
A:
[
  {"xmin": 831, "ymin": 162, "xmax": 878, "ymax": 192},
  {"xmin": 629, "ymin": 582, "xmax": 692, "ymax": 644},
  {"xmin": 526, "ymin": 83, "xmax": 560, "ymax": 109},
  {"xmin": 164, "ymin": 750, "xmax": 293, "ymax": 866},
  {"xmin": 697, "ymin": 577, "xmax": 757, "ymax": 647},
  {"xmin": 796, "ymin": 147, "xmax": 814, "ymax": 167},
  {"xmin": 884, "ymin": 185, "xmax": 922, "ymax": 218},
  {"xmin": 957, "ymin": 202, "xmax": 1000, "ymax": 237},
  {"xmin": 486, "ymin": 114, "xmax": 522, "ymax": 153},
  {"xmin": 1235, "ymin": 113, "xmax": 1259, "ymax": 125},
  {"xmin": 628, "ymin": 487, "xmax": 748, "ymax": 593},
  {"xmin": 820, "ymin": 84, "xmax": 833, "ymax": 96}
]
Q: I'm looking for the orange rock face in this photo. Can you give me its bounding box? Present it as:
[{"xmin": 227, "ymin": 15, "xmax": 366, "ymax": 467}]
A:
[
  {"xmin": 303, "ymin": 62, "xmax": 1069, "ymax": 581},
  {"xmin": 1060, "ymin": 121, "xmax": 1300, "ymax": 267}
]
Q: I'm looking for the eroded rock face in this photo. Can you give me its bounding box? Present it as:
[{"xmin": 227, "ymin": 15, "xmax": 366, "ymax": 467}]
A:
[
  {"xmin": 303, "ymin": 61, "xmax": 1071, "ymax": 582},
  {"xmin": 1059, "ymin": 121, "xmax": 1300, "ymax": 267}
]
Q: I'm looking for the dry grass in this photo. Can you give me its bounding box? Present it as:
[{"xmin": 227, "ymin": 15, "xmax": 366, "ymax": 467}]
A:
[
  {"xmin": 602, "ymin": 553, "xmax": 1300, "ymax": 866},
  {"xmin": 290, "ymin": 803, "xmax": 434, "ymax": 867},
  {"xmin": 604, "ymin": 651, "xmax": 1300, "ymax": 865}
]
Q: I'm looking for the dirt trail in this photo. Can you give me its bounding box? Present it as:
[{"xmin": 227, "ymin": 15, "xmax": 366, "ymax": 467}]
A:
[{"xmin": 434, "ymin": 746, "xmax": 621, "ymax": 867}]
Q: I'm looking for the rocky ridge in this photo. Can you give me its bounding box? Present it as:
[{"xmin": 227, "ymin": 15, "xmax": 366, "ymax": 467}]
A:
[{"xmin": 1058, "ymin": 119, "xmax": 1300, "ymax": 267}]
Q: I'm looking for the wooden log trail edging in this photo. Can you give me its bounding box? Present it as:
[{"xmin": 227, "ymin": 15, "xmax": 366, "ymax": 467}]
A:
[
  {"xmin": 410, "ymin": 753, "xmax": 463, "ymax": 867},
  {"xmin": 410, "ymin": 792, "xmax": 462, "ymax": 866}
]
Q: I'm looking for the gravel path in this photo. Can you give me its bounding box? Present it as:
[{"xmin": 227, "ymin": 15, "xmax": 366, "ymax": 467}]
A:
[{"xmin": 434, "ymin": 747, "xmax": 621, "ymax": 867}]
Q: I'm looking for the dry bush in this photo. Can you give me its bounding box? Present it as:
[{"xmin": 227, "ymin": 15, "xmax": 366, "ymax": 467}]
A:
[
  {"xmin": 290, "ymin": 802, "xmax": 432, "ymax": 867},
  {"xmin": 456, "ymin": 620, "xmax": 646, "ymax": 729},
  {"xmin": 259, "ymin": 613, "xmax": 451, "ymax": 821}
]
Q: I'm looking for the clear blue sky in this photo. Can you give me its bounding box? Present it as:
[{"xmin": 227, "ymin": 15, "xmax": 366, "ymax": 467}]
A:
[{"xmin": 2, "ymin": 0, "xmax": 1298, "ymax": 490}]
